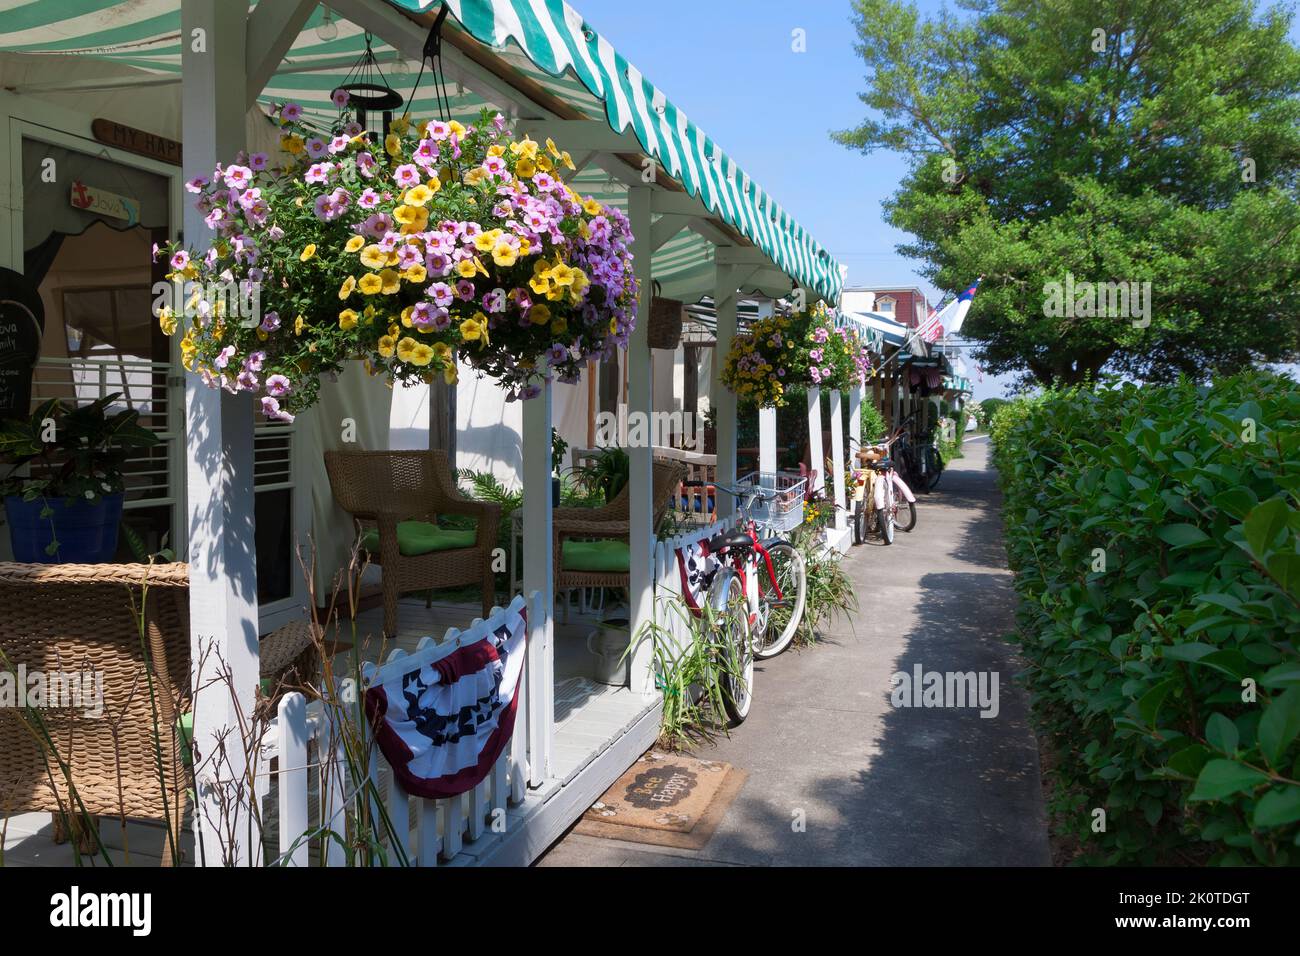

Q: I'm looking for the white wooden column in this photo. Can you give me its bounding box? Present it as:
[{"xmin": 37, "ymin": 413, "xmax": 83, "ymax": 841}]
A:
[
  {"xmin": 181, "ymin": 0, "xmax": 254, "ymax": 866},
  {"xmin": 626, "ymin": 186, "xmax": 655, "ymax": 697},
  {"xmin": 806, "ymin": 386, "xmax": 824, "ymax": 498},
  {"xmin": 829, "ymin": 390, "xmax": 847, "ymax": 535},
  {"xmin": 755, "ymin": 299, "xmax": 776, "ymax": 476},
  {"xmin": 848, "ymin": 384, "xmax": 863, "ymax": 450},
  {"xmin": 521, "ymin": 382, "xmax": 554, "ymax": 780},
  {"xmin": 712, "ymin": 262, "xmax": 738, "ymax": 519}
]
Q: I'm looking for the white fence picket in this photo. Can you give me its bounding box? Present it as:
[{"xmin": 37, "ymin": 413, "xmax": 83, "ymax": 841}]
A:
[{"xmin": 276, "ymin": 692, "xmax": 308, "ymax": 867}]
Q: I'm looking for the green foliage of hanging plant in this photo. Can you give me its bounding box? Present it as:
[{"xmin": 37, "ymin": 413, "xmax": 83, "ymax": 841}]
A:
[{"xmin": 993, "ymin": 371, "xmax": 1300, "ymax": 864}]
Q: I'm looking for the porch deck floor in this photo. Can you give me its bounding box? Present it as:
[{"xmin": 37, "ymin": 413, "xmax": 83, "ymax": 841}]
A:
[{"xmin": 1, "ymin": 595, "xmax": 652, "ymax": 867}]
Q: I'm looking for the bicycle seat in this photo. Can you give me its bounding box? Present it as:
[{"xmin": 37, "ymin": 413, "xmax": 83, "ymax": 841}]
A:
[
  {"xmin": 870, "ymin": 458, "xmax": 893, "ymax": 471},
  {"xmin": 709, "ymin": 529, "xmax": 754, "ymax": 553}
]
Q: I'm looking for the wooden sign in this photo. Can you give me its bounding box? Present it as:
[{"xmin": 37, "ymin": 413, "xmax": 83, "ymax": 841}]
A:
[
  {"xmin": 0, "ymin": 271, "xmax": 45, "ymax": 420},
  {"xmin": 91, "ymin": 118, "xmax": 182, "ymax": 166},
  {"xmin": 70, "ymin": 180, "xmax": 141, "ymax": 225}
]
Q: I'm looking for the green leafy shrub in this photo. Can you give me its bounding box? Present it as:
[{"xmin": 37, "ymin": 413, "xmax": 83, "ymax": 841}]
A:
[{"xmin": 993, "ymin": 373, "xmax": 1300, "ymax": 864}]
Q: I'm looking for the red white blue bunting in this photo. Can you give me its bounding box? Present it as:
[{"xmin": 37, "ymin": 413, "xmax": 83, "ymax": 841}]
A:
[{"xmin": 365, "ymin": 597, "xmax": 527, "ymax": 799}]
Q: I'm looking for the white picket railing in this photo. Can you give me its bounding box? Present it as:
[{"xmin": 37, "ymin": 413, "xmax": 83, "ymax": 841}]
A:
[
  {"xmin": 651, "ymin": 518, "xmax": 734, "ymax": 656},
  {"xmin": 266, "ymin": 590, "xmax": 549, "ymax": 867}
]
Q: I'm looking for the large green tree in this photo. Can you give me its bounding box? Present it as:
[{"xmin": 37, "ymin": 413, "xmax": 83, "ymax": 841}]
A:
[{"xmin": 834, "ymin": 0, "xmax": 1300, "ymax": 386}]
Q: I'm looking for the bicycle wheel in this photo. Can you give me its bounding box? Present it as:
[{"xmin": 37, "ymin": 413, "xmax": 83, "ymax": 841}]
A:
[
  {"xmin": 895, "ymin": 496, "xmax": 917, "ymax": 533},
  {"xmin": 878, "ymin": 480, "xmax": 896, "ymax": 545},
  {"xmin": 754, "ymin": 541, "xmax": 806, "ymax": 659},
  {"xmin": 716, "ymin": 573, "xmax": 753, "ymax": 725},
  {"xmin": 926, "ymin": 448, "xmax": 944, "ymax": 491},
  {"xmin": 853, "ymin": 498, "xmax": 868, "ymax": 544}
]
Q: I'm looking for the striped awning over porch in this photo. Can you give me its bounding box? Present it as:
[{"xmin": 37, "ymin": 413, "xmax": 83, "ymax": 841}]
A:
[{"xmin": 0, "ymin": 0, "xmax": 843, "ymax": 303}]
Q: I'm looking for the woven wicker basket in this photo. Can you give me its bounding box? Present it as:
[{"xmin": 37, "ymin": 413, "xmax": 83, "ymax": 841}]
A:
[{"xmin": 647, "ymin": 294, "xmax": 683, "ymax": 350}]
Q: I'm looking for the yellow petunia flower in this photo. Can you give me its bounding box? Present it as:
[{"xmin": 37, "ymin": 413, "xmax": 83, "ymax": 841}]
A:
[
  {"xmin": 345, "ymin": 235, "xmax": 366, "ymax": 253},
  {"xmin": 426, "ymin": 175, "xmax": 442, "ymax": 195},
  {"xmin": 389, "ymin": 117, "xmax": 411, "ymax": 136},
  {"xmin": 339, "ymin": 309, "xmax": 359, "ymax": 331},
  {"xmin": 433, "ymin": 342, "xmax": 452, "ymax": 363},
  {"xmin": 359, "ymin": 244, "xmax": 387, "ymax": 269},
  {"xmin": 463, "ymin": 167, "xmax": 487, "ymax": 187},
  {"xmin": 459, "ymin": 314, "xmax": 488, "ymax": 344},
  {"xmin": 393, "ymin": 204, "xmax": 418, "ymax": 225},
  {"xmin": 455, "ymin": 258, "xmax": 479, "ymax": 279},
  {"xmin": 492, "ymin": 242, "xmax": 518, "ymax": 268},
  {"xmin": 338, "ymin": 275, "xmax": 356, "ymax": 300},
  {"xmin": 300, "ymin": 244, "xmax": 316, "ymax": 261},
  {"xmin": 384, "ymin": 133, "xmax": 402, "ymax": 157},
  {"xmin": 448, "ymin": 120, "xmax": 466, "ymax": 137},
  {"xmin": 409, "ymin": 342, "xmax": 434, "ymax": 366},
  {"xmin": 527, "ymin": 304, "xmax": 551, "ymax": 326},
  {"xmin": 515, "ymin": 158, "xmax": 536, "ymax": 179},
  {"xmin": 582, "ymin": 198, "xmax": 603, "ymax": 216},
  {"xmin": 560, "ymin": 150, "xmax": 575, "ymax": 171},
  {"xmin": 404, "ymin": 184, "xmax": 432, "ymax": 207},
  {"xmin": 443, "ymin": 364, "xmax": 458, "ymax": 385},
  {"xmin": 545, "ymin": 137, "xmax": 560, "ymax": 159},
  {"xmin": 358, "ymin": 273, "xmax": 383, "ymax": 295},
  {"xmin": 488, "ymin": 144, "xmax": 506, "ymax": 158},
  {"xmin": 294, "ymin": 314, "xmax": 306, "ymax": 336},
  {"xmin": 396, "ymin": 337, "xmax": 419, "ymax": 362},
  {"xmin": 378, "ymin": 335, "xmax": 396, "ymax": 358},
  {"xmin": 537, "ymin": 154, "xmax": 554, "ymax": 173},
  {"xmin": 157, "ymin": 306, "xmax": 177, "ymax": 336},
  {"xmin": 402, "ymin": 263, "xmax": 427, "ymax": 284},
  {"xmin": 401, "ymin": 306, "xmax": 415, "ymax": 328},
  {"xmin": 380, "ymin": 269, "xmax": 402, "ymax": 295},
  {"xmin": 473, "ymin": 232, "xmax": 497, "ymax": 253}
]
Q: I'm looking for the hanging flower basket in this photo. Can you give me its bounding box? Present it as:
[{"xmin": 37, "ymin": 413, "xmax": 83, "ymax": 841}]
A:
[
  {"xmin": 720, "ymin": 304, "xmax": 872, "ymax": 407},
  {"xmin": 157, "ymin": 105, "xmax": 638, "ymax": 420},
  {"xmin": 805, "ymin": 307, "xmax": 873, "ymax": 392},
  {"xmin": 647, "ymin": 283, "xmax": 683, "ymax": 350}
]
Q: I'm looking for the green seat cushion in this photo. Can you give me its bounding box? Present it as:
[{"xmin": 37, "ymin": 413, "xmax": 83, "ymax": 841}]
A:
[
  {"xmin": 562, "ymin": 538, "xmax": 629, "ymax": 573},
  {"xmin": 361, "ymin": 521, "xmax": 478, "ymax": 557}
]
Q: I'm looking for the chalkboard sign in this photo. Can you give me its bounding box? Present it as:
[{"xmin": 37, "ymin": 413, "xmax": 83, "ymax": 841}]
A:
[{"xmin": 0, "ymin": 269, "xmax": 44, "ymax": 420}]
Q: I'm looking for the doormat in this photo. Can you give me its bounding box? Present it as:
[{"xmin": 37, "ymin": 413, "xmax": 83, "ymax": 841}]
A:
[{"xmin": 574, "ymin": 751, "xmax": 747, "ymax": 850}]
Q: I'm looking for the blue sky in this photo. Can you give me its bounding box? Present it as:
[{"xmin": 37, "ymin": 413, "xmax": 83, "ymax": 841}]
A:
[{"xmin": 571, "ymin": 0, "xmax": 1300, "ymax": 401}]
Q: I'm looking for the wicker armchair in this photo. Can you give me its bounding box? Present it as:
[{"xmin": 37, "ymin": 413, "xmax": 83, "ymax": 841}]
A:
[
  {"xmin": 553, "ymin": 460, "xmax": 685, "ymax": 593},
  {"xmin": 323, "ymin": 449, "xmax": 501, "ymax": 635},
  {"xmin": 0, "ymin": 562, "xmax": 191, "ymax": 865}
]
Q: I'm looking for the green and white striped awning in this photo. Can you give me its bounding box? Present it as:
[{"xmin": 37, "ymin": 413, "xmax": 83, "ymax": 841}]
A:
[{"xmin": 0, "ymin": 0, "xmax": 843, "ymax": 301}]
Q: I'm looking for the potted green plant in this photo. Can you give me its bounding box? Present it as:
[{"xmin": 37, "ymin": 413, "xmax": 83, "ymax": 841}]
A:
[
  {"xmin": 0, "ymin": 394, "xmax": 159, "ymax": 562},
  {"xmin": 574, "ymin": 447, "xmax": 630, "ymax": 504}
]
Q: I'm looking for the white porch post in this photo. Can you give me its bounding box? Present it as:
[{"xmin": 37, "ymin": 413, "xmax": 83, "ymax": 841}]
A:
[
  {"xmin": 181, "ymin": 0, "xmax": 255, "ymax": 866},
  {"xmin": 755, "ymin": 299, "xmax": 776, "ymax": 476},
  {"xmin": 829, "ymin": 389, "xmax": 847, "ymax": 537},
  {"xmin": 806, "ymin": 385, "xmax": 824, "ymax": 499},
  {"xmin": 521, "ymin": 383, "xmax": 554, "ymax": 780},
  {"xmin": 626, "ymin": 186, "xmax": 655, "ymax": 697},
  {"xmin": 848, "ymin": 383, "xmax": 863, "ymax": 449},
  {"xmin": 712, "ymin": 262, "xmax": 738, "ymax": 519}
]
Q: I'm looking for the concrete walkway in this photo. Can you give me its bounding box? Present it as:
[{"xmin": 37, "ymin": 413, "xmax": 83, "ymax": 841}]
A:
[{"xmin": 537, "ymin": 437, "xmax": 1051, "ymax": 866}]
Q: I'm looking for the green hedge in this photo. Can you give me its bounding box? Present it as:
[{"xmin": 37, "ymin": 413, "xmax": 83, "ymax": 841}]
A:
[{"xmin": 991, "ymin": 373, "xmax": 1300, "ymax": 864}]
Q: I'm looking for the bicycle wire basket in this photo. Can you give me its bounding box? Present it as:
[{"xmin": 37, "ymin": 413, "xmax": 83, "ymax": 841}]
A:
[{"xmin": 736, "ymin": 471, "xmax": 807, "ymax": 534}]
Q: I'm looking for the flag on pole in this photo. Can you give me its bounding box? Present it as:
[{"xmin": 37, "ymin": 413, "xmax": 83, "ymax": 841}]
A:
[
  {"xmin": 915, "ymin": 296, "xmax": 953, "ymax": 343},
  {"xmin": 946, "ymin": 278, "xmax": 982, "ymax": 337}
]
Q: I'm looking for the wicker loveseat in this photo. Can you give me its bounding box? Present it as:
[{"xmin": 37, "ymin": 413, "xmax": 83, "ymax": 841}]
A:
[
  {"xmin": 0, "ymin": 561, "xmax": 191, "ymax": 864},
  {"xmin": 324, "ymin": 449, "xmax": 501, "ymax": 636}
]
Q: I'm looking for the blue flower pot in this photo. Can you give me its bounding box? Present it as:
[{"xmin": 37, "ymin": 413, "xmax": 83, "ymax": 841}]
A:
[{"xmin": 4, "ymin": 493, "xmax": 124, "ymax": 563}]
